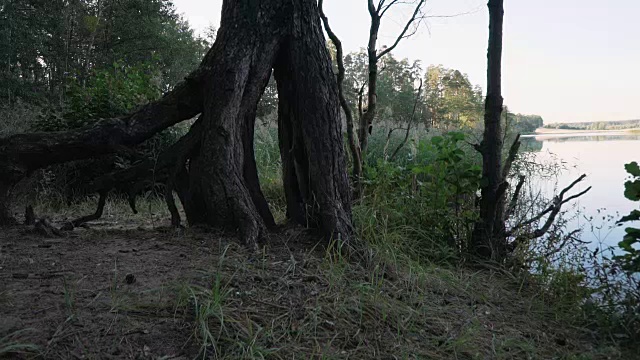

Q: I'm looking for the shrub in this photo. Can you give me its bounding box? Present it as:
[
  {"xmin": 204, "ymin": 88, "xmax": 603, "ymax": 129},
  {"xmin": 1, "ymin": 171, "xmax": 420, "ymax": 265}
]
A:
[{"xmin": 357, "ymin": 131, "xmax": 481, "ymax": 262}]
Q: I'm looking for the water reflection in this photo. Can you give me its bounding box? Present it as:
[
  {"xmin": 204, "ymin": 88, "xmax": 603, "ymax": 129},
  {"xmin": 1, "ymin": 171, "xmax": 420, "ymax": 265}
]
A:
[{"xmin": 521, "ymin": 134, "xmax": 640, "ymax": 250}]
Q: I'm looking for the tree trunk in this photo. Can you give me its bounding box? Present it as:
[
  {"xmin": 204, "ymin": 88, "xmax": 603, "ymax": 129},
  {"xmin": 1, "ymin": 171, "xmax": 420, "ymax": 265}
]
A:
[
  {"xmin": 185, "ymin": 0, "xmax": 284, "ymax": 245},
  {"xmin": 472, "ymin": 0, "xmax": 505, "ymax": 259},
  {"xmin": 360, "ymin": 13, "xmax": 381, "ymax": 158},
  {"xmin": 187, "ymin": 0, "xmax": 353, "ymax": 245},
  {"xmin": 273, "ymin": 0, "xmax": 352, "ymax": 241}
]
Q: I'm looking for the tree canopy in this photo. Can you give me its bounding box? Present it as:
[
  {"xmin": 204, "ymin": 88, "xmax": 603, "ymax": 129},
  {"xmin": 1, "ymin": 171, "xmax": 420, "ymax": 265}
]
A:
[{"xmin": 0, "ymin": 0, "xmax": 207, "ymax": 106}]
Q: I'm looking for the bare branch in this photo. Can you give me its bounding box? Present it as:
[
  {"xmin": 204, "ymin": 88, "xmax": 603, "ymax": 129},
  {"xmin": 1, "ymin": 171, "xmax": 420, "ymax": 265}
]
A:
[
  {"xmin": 379, "ymin": 0, "xmax": 401, "ymax": 17},
  {"xmin": 508, "ymin": 174, "xmax": 591, "ymax": 239},
  {"xmin": 376, "ymin": 0, "xmax": 426, "ymax": 61},
  {"xmin": 368, "ymin": 0, "xmax": 378, "ymax": 17},
  {"xmin": 357, "ymin": 83, "xmax": 366, "ymax": 120},
  {"xmin": 505, "ymin": 175, "xmax": 525, "ymax": 221},
  {"xmin": 542, "ymin": 229, "xmax": 582, "ymax": 258}
]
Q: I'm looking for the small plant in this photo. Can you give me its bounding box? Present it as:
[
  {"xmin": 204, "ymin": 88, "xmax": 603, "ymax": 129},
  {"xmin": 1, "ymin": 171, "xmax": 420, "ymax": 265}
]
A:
[
  {"xmin": 175, "ymin": 246, "xmax": 233, "ymax": 359},
  {"xmin": 615, "ymin": 161, "xmax": 640, "ymax": 273}
]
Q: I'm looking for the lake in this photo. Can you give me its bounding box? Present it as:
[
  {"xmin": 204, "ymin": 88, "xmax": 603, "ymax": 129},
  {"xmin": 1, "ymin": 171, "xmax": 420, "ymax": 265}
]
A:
[{"xmin": 521, "ymin": 132, "xmax": 640, "ymax": 251}]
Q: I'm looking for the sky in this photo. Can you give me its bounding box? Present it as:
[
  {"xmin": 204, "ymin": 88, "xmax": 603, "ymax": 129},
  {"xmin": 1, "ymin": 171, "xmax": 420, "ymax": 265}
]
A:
[{"xmin": 172, "ymin": 0, "xmax": 640, "ymax": 124}]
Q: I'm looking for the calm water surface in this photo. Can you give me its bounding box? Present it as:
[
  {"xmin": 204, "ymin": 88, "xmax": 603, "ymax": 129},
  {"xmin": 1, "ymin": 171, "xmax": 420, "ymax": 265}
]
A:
[{"xmin": 522, "ymin": 133, "xmax": 640, "ymax": 250}]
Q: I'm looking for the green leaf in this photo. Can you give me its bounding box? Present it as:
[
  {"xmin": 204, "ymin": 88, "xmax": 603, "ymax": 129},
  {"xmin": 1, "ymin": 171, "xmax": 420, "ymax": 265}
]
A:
[
  {"xmin": 623, "ymin": 180, "xmax": 640, "ymax": 201},
  {"xmin": 618, "ymin": 238, "xmax": 635, "ymax": 252},
  {"xmin": 449, "ymin": 132, "xmax": 466, "ymax": 142},
  {"xmin": 625, "ymin": 227, "xmax": 640, "ymax": 238},
  {"xmin": 625, "ymin": 162, "xmax": 640, "ymax": 177},
  {"xmin": 619, "ymin": 210, "xmax": 640, "ymax": 223}
]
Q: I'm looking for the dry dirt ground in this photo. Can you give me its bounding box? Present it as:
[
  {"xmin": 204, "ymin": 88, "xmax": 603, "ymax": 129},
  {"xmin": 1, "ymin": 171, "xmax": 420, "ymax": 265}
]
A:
[
  {"xmin": 0, "ymin": 219, "xmax": 330, "ymax": 359},
  {"xmin": 0, "ymin": 212, "xmax": 628, "ymax": 359}
]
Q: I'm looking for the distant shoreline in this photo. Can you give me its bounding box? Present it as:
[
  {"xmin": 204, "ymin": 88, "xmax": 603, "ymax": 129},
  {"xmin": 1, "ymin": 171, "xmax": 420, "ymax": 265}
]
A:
[{"xmin": 533, "ymin": 128, "xmax": 640, "ymax": 135}]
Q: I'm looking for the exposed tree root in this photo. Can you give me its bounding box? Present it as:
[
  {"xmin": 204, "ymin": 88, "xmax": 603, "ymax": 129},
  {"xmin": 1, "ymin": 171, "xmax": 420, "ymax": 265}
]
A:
[
  {"xmin": 60, "ymin": 191, "xmax": 108, "ymax": 231},
  {"xmin": 59, "ymin": 119, "xmax": 203, "ymax": 230}
]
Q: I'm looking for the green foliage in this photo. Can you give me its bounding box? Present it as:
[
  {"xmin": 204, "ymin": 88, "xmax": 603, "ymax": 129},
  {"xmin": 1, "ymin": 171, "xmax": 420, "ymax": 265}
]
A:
[
  {"xmin": 35, "ymin": 61, "xmax": 161, "ymax": 131},
  {"xmin": 505, "ymin": 112, "xmax": 544, "ymax": 134},
  {"xmin": 423, "ymin": 65, "xmax": 483, "ymax": 129},
  {"xmin": 376, "ymin": 55, "xmax": 426, "ymax": 124},
  {"xmin": 0, "ymin": 0, "xmax": 206, "ymax": 106},
  {"xmin": 254, "ymin": 125, "xmax": 286, "ymax": 221},
  {"xmin": 615, "ymin": 161, "xmax": 640, "ymax": 273},
  {"xmin": 358, "ymin": 131, "xmax": 481, "ymax": 262}
]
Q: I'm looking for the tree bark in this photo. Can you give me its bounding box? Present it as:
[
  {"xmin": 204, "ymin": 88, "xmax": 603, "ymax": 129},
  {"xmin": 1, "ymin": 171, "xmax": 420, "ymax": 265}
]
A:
[
  {"xmin": 274, "ymin": 0, "xmax": 352, "ymax": 242},
  {"xmin": 472, "ymin": 0, "xmax": 505, "ymax": 259},
  {"xmin": 185, "ymin": 0, "xmax": 284, "ymax": 246}
]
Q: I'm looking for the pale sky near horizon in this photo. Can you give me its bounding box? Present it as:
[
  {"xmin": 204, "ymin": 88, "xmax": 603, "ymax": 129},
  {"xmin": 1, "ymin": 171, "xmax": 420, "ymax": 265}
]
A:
[{"xmin": 172, "ymin": 0, "xmax": 640, "ymax": 124}]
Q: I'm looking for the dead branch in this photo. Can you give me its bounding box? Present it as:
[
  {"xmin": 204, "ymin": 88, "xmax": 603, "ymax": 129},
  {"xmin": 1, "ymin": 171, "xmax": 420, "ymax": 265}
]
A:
[
  {"xmin": 507, "ymin": 174, "xmax": 591, "ymax": 240},
  {"xmin": 502, "ymin": 134, "xmax": 521, "ymax": 180},
  {"xmin": 542, "ymin": 229, "xmax": 582, "ymax": 258},
  {"xmin": 24, "ymin": 205, "xmax": 35, "ymax": 225},
  {"xmin": 374, "ymin": 0, "xmax": 427, "ymax": 61},
  {"xmin": 357, "ymin": 83, "xmax": 366, "ymax": 120},
  {"xmin": 382, "ymin": 126, "xmax": 403, "ymax": 159},
  {"xmin": 34, "ymin": 218, "xmax": 64, "ymax": 238},
  {"xmin": 494, "ymin": 134, "xmax": 522, "ymax": 211},
  {"xmin": 89, "ymin": 118, "xmax": 202, "ymax": 196},
  {"xmin": 163, "ymin": 126, "xmax": 200, "ymax": 228},
  {"xmin": 505, "ymin": 175, "xmax": 525, "ymax": 221}
]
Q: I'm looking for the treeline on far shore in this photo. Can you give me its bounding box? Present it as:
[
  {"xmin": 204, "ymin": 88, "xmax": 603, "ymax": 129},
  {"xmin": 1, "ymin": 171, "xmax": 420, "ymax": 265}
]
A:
[{"xmin": 544, "ymin": 119, "xmax": 640, "ymax": 131}]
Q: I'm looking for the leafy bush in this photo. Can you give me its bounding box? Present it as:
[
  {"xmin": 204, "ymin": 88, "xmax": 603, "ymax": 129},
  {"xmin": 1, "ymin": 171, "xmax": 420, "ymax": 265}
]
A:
[
  {"xmin": 357, "ymin": 131, "xmax": 481, "ymax": 262},
  {"xmin": 34, "ymin": 61, "xmax": 162, "ymax": 131},
  {"xmin": 0, "ymin": 100, "xmax": 43, "ymax": 136}
]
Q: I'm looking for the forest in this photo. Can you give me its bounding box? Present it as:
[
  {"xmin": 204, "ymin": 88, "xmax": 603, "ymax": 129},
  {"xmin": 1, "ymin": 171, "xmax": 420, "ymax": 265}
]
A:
[{"xmin": 0, "ymin": 0, "xmax": 638, "ymax": 359}]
